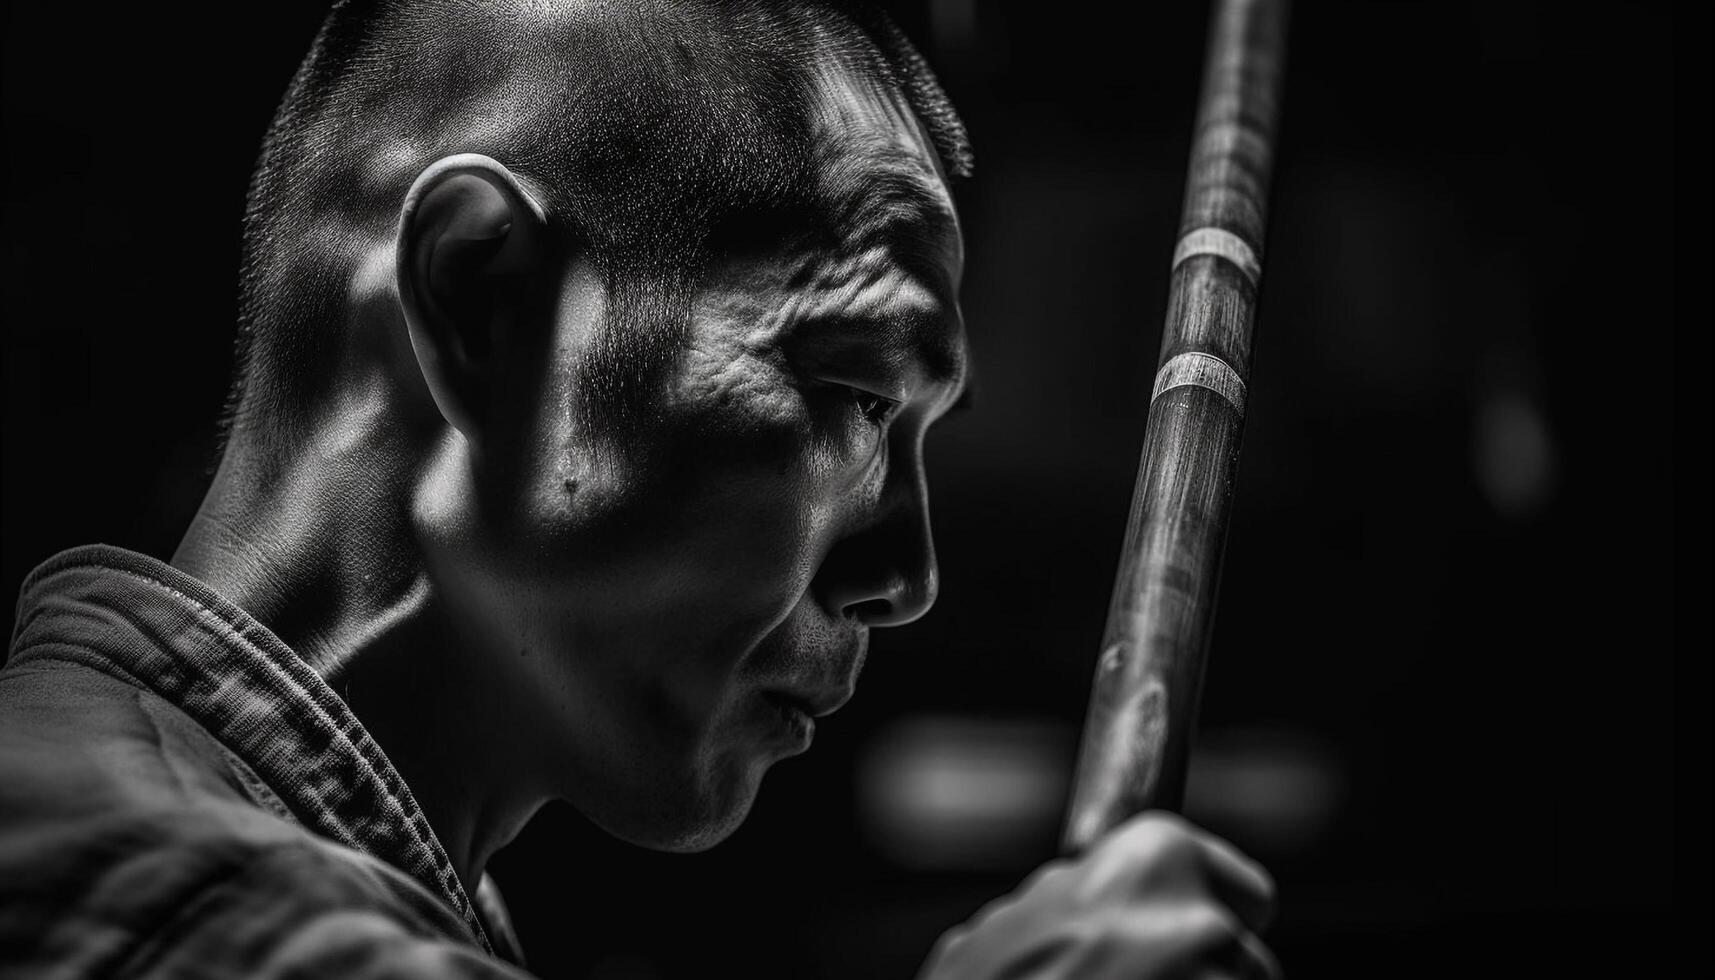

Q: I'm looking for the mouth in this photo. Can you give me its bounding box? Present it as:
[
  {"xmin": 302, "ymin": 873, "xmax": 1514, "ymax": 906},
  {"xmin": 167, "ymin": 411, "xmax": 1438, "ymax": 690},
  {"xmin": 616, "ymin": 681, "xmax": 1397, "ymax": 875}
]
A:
[{"xmin": 747, "ymin": 622, "xmax": 865, "ymax": 742}]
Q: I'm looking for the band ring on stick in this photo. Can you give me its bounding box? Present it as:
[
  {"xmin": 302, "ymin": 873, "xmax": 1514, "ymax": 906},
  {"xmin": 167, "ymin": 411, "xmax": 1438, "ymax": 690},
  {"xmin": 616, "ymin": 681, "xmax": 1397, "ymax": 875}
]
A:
[
  {"xmin": 1172, "ymin": 227, "xmax": 1260, "ymax": 288},
  {"xmin": 1151, "ymin": 352, "xmax": 1246, "ymax": 414}
]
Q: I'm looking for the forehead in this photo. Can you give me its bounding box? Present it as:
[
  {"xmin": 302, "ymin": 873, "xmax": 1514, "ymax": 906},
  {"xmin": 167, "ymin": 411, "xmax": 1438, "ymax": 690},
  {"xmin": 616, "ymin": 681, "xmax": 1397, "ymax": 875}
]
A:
[
  {"xmin": 682, "ymin": 64, "xmax": 969, "ymax": 403},
  {"xmin": 682, "ymin": 51, "xmax": 968, "ymax": 384},
  {"xmin": 800, "ymin": 61, "xmax": 963, "ymax": 278}
]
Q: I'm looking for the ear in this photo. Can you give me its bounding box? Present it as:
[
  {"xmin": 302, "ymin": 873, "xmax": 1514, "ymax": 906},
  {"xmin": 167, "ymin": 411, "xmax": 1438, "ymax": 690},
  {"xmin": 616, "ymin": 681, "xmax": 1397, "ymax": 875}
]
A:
[{"xmin": 396, "ymin": 153, "xmax": 547, "ymax": 440}]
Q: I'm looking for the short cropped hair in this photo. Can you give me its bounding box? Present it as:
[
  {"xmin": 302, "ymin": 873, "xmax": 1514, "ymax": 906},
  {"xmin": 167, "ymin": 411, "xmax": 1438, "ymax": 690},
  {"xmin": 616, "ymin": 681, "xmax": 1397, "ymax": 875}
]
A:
[{"xmin": 226, "ymin": 0, "xmax": 971, "ymax": 444}]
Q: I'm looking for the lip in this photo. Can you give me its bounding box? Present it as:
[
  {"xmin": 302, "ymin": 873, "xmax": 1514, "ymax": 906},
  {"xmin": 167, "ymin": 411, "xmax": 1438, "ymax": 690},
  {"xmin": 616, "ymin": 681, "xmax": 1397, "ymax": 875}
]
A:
[
  {"xmin": 764, "ymin": 684, "xmax": 853, "ymax": 720},
  {"xmin": 761, "ymin": 691, "xmax": 817, "ymax": 745},
  {"xmin": 748, "ymin": 625, "xmax": 865, "ymax": 736}
]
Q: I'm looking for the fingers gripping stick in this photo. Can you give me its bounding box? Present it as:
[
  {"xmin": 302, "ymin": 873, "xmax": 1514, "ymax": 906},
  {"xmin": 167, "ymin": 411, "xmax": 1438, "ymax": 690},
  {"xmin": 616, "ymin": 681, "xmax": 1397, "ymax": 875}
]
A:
[{"xmin": 919, "ymin": 814, "xmax": 1280, "ymax": 980}]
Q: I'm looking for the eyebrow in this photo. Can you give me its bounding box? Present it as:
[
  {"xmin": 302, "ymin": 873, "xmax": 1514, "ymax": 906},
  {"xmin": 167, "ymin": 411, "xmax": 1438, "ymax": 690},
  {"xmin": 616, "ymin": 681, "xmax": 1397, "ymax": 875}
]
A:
[{"xmin": 796, "ymin": 304, "xmax": 969, "ymax": 417}]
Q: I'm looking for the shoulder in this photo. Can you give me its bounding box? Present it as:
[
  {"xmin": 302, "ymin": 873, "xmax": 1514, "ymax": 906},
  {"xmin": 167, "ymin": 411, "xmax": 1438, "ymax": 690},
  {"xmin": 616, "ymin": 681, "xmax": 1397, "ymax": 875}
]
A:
[
  {"xmin": 0, "ymin": 655, "xmax": 289, "ymax": 832},
  {"xmin": 0, "ymin": 661, "xmax": 526, "ymax": 978},
  {"xmin": 4, "ymin": 833, "xmax": 530, "ymax": 978}
]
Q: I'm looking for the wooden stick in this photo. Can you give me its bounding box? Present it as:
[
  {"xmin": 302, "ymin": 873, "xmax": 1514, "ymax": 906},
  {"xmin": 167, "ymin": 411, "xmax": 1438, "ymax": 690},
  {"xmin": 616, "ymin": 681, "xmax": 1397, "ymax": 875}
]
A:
[{"xmin": 1062, "ymin": 0, "xmax": 1289, "ymax": 853}]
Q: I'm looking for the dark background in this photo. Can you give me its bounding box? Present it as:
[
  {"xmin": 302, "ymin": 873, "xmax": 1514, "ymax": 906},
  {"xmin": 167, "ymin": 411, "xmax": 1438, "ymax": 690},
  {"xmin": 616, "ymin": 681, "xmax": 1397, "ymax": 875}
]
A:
[{"xmin": 3, "ymin": 2, "xmax": 1707, "ymax": 977}]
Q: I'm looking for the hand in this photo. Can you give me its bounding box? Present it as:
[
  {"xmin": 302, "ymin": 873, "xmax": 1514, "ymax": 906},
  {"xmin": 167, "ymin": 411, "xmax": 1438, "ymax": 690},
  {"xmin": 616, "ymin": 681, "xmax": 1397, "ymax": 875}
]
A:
[{"xmin": 918, "ymin": 811, "xmax": 1279, "ymax": 979}]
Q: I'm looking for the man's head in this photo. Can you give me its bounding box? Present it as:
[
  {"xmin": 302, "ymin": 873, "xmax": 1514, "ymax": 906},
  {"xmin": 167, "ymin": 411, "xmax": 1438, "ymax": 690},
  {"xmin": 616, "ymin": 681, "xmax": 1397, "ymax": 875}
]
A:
[{"xmin": 221, "ymin": 0, "xmax": 971, "ymax": 851}]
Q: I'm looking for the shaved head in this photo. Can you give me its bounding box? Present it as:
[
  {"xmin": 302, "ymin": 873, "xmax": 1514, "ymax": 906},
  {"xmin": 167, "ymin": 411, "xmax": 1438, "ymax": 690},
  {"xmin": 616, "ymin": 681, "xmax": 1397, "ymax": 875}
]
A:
[
  {"xmin": 227, "ymin": 0, "xmax": 970, "ymax": 443},
  {"xmin": 159, "ymin": 0, "xmax": 976, "ymax": 866}
]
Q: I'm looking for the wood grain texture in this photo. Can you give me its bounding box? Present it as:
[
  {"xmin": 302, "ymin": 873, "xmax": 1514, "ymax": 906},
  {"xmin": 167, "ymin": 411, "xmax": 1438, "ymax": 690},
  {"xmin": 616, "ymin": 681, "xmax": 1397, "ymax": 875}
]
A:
[{"xmin": 1063, "ymin": 0, "xmax": 1288, "ymax": 854}]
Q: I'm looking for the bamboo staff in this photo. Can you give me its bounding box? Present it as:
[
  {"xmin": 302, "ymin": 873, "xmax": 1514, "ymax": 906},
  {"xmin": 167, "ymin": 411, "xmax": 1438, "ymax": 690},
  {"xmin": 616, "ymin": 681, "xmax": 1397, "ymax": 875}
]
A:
[{"xmin": 1062, "ymin": 0, "xmax": 1289, "ymax": 853}]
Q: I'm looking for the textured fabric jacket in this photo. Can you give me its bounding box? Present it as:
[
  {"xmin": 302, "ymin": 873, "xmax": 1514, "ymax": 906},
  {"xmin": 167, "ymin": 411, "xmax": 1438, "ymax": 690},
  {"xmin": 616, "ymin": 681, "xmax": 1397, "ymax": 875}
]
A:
[{"xmin": 0, "ymin": 546, "xmax": 532, "ymax": 978}]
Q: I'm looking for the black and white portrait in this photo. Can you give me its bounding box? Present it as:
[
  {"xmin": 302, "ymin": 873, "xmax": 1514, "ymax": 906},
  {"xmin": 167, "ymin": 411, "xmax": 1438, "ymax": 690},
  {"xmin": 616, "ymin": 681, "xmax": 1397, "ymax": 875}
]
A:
[{"xmin": 1, "ymin": 2, "xmax": 1703, "ymax": 977}]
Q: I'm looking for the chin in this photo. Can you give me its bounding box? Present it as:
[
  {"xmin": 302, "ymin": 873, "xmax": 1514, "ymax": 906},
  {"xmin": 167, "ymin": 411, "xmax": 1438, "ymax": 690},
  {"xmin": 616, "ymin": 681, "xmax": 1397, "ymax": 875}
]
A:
[
  {"xmin": 591, "ymin": 751, "xmax": 774, "ymax": 854},
  {"xmin": 648, "ymin": 808, "xmax": 753, "ymax": 853}
]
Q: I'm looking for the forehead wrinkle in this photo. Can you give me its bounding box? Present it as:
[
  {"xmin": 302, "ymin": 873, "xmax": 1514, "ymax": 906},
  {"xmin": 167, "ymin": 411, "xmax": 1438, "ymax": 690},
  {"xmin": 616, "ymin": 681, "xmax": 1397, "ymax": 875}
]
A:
[
  {"xmin": 814, "ymin": 140, "xmax": 956, "ymax": 275},
  {"xmin": 803, "ymin": 58, "xmax": 958, "ymax": 273},
  {"xmin": 793, "ymin": 128, "xmax": 963, "ymax": 395}
]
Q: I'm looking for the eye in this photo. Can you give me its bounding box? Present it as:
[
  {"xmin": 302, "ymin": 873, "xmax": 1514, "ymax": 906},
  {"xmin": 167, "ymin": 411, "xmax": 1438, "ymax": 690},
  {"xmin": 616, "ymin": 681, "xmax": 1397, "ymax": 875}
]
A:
[
  {"xmin": 848, "ymin": 386, "xmax": 901, "ymax": 427},
  {"xmin": 804, "ymin": 379, "xmax": 903, "ymax": 436}
]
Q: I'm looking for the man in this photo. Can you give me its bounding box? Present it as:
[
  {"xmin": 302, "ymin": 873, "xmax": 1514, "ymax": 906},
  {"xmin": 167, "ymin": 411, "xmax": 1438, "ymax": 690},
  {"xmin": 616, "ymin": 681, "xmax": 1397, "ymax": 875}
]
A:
[{"xmin": 0, "ymin": 1, "xmax": 1278, "ymax": 976}]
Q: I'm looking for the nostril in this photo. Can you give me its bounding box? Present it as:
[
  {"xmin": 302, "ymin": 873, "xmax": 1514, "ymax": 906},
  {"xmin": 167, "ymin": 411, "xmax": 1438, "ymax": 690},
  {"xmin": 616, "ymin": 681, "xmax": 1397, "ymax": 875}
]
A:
[
  {"xmin": 850, "ymin": 569, "xmax": 937, "ymax": 628},
  {"xmin": 849, "ymin": 597, "xmax": 895, "ymax": 626},
  {"xmin": 815, "ymin": 511, "xmax": 938, "ymax": 627}
]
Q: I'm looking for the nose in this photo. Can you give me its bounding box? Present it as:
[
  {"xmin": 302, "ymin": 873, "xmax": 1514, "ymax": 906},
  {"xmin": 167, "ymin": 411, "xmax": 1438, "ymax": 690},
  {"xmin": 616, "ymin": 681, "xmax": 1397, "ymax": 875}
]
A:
[{"xmin": 816, "ymin": 463, "xmax": 940, "ymax": 628}]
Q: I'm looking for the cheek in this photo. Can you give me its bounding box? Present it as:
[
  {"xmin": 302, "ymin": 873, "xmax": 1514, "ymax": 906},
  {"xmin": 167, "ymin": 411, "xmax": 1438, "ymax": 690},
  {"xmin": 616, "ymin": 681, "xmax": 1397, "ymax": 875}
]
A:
[
  {"xmin": 653, "ymin": 429, "xmax": 830, "ymax": 597},
  {"xmin": 496, "ymin": 415, "xmax": 831, "ymax": 630},
  {"xmin": 435, "ymin": 327, "xmax": 868, "ymax": 635}
]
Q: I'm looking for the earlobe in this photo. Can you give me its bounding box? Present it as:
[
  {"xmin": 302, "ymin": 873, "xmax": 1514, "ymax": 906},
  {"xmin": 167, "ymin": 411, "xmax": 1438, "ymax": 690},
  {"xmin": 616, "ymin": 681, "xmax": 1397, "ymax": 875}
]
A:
[{"xmin": 396, "ymin": 153, "xmax": 547, "ymax": 440}]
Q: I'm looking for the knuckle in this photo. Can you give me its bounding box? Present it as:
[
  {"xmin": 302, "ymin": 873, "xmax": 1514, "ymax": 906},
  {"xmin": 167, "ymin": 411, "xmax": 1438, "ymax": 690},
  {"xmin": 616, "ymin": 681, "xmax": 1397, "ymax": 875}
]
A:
[
  {"xmin": 1254, "ymin": 865, "xmax": 1279, "ymax": 902},
  {"xmin": 1237, "ymin": 931, "xmax": 1282, "ymax": 980},
  {"xmin": 922, "ymin": 929, "xmax": 964, "ymax": 968},
  {"xmin": 1080, "ymin": 813, "xmax": 1215, "ymax": 903},
  {"xmin": 1030, "ymin": 855, "xmax": 1078, "ymax": 890},
  {"xmin": 1182, "ymin": 903, "xmax": 1244, "ymax": 950},
  {"xmin": 1112, "ymin": 810, "xmax": 1192, "ymax": 861},
  {"xmin": 1226, "ymin": 843, "xmax": 1275, "ymax": 896}
]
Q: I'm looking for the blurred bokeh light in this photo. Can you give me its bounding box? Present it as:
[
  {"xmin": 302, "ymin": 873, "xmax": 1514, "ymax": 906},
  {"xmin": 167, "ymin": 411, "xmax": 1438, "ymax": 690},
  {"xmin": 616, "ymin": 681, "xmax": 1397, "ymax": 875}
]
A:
[{"xmin": 858, "ymin": 715, "xmax": 1072, "ymax": 870}]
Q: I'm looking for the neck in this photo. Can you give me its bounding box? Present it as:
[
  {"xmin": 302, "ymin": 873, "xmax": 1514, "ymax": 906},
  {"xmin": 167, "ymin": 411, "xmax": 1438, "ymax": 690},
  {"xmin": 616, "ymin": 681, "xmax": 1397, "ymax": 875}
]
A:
[{"xmin": 172, "ymin": 404, "xmax": 541, "ymax": 894}]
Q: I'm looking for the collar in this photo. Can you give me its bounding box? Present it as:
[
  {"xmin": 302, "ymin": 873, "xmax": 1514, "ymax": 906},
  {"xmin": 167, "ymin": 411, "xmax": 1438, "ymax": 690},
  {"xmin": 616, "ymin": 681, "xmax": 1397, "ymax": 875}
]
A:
[{"xmin": 8, "ymin": 544, "xmax": 498, "ymax": 956}]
